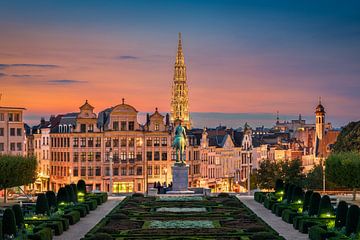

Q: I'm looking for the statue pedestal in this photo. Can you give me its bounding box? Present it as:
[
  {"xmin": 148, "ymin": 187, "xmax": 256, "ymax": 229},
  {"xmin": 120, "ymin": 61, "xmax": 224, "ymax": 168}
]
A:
[{"xmin": 167, "ymin": 163, "xmax": 194, "ymax": 194}]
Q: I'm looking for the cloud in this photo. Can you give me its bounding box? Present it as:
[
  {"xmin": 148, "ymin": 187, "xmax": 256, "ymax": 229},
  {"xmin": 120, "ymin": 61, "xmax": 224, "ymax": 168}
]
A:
[
  {"xmin": 0, "ymin": 64, "xmax": 59, "ymax": 69},
  {"xmin": 47, "ymin": 79, "xmax": 87, "ymax": 85},
  {"xmin": 11, "ymin": 74, "xmax": 34, "ymax": 78},
  {"xmin": 0, "ymin": 73, "xmax": 7, "ymax": 77},
  {"xmin": 115, "ymin": 55, "xmax": 139, "ymax": 60}
]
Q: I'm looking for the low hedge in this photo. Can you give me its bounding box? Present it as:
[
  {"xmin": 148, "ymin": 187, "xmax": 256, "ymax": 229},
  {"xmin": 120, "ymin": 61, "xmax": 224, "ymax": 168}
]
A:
[
  {"xmin": 84, "ymin": 199, "xmax": 98, "ymax": 210},
  {"xmin": 78, "ymin": 203, "xmax": 90, "ymax": 214},
  {"xmin": 73, "ymin": 205, "xmax": 88, "ymax": 217},
  {"xmin": 254, "ymin": 192, "xmax": 266, "ymax": 203},
  {"xmin": 308, "ymin": 225, "xmax": 337, "ymax": 240},
  {"xmin": 29, "ymin": 223, "xmax": 53, "ymax": 240},
  {"xmin": 63, "ymin": 211, "xmax": 80, "ymax": 225},
  {"xmin": 0, "ymin": 220, "xmax": 2, "ymax": 240}
]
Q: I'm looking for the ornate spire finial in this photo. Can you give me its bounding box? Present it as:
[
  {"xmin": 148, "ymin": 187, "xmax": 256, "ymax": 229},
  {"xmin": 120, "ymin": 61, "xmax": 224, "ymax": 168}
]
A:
[
  {"xmin": 319, "ymin": 96, "xmax": 322, "ymax": 104},
  {"xmin": 122, "ymin": 98, "xmax": 125, "ymax": 104},
  {"xmin": 276, "ymin": 111, "xmax": 279, "ymax": 123},
  {"xmin": 155, "ymin": 107, "xmax": 158, "ymax": 112},
  {"xmin": 85, "ymin": 99, "xmax": 88, "ymax": 103}
]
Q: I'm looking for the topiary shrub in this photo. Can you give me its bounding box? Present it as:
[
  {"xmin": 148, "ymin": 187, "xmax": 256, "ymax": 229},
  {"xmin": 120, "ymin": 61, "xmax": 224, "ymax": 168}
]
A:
[
  {"xmin": 308, "ymin": 192, "xmax": 321, "ymax": 216},
  {"xmin": 218, "ymin": 192, "xmax": 230, "ymax": 198},
  {"xmin": 36, "ymin": 193, "xmax": 50, "ymax": 215},
  {"xmin": 11, "ymin": 204, "xmax": 24, "ymax": 228},
  {"xmin": 275, "ymin": 179, "xmax": 284, "ymax": 193},
  {"xmin": 57, "ymin": 187, "xmax": 70, "ymax": 205},
  {"xmin": 70, "ymin": 183, "xmax": 78, "ymax": 202},
  {"xmin": 318, "ymin": 195, "xmax": 334, "ymax": 217},
  {"xmin": 303, "ymin": 190, "xmax": 313, "ymax": 212},
  {"xmin": 335, "ymin": 201, "xmax": 348, "ymax": 228},
  {"xmin": 65, "ymin": 185, "xmax": 76, "ymax": 203},
  {"xmin": 291, "ymin": 186, "xmax": 304, "ymax": 204},
  {"xmin": 283, "ymin": 183, "xmax": 289, "ymax": 200},
  {"xmin": 2, "ymin": 208, "xmax": 17, "ymax": 237},
  {"xmin": 45, "ymin": 191, "xmax": 57, "ymax": 210},
  {"xmin": 286, "ymin": 184, "xmax": 295, "ymax": 204},
  {"xmin": 77, "ymin": 179, "xmax": 87, "ymax": 195},
  {"xmin": 345, "ymin": 204, "xmax": 359, "ymax": 236}
]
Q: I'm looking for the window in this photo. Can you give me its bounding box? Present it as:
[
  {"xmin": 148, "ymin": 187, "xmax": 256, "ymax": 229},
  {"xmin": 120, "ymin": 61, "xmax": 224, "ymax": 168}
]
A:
[
  {"xmin": 88, "ymin": 167, "xmax": 93, "ymax": 176},
  {"xmin": 96, "ymin": 152, "xmax": 101, "ymax": 161},
  {"xmin": 121, "ymin": 121, "xmax": 126, "ymax": 131},
  {"xmin": 128, "ymin": 138, "xmax": 135, "ymax": 147},
  {"xmin": 10, "ymin": 143, "xmax": 15, "ymax": 151},
  {"xmin": 136, "ymin": 152, "xmax": 142, "ymax": 161},
  {"xmin": 154, "ymin": 137, "xmax": 160, "ymax": 146},
  {"xmin": 8, "ymin": 113, "xmax": 13, "ymax": 122},
  {"xmin": 136, "ymin": 167, "xmax": 142, "ymax": 175},
  {"xmin": 120, "ymin": 137, "xmax": 126, "ymax": 147},
  {"xmin": 80, "ymin": 137, "xmax": 86, "ymax": 147},
  {"xmin": 120, "ymin": 152, "xmax": 127, "ymax": 161},
  {"xmin": 129, "ymin": 152, "xmax": 135, "ymax": 162},
  {"xmin": 113, "ymin": 121, "xmax": 119, "ymax": 131},
  {"xmin": 80, "ymin": 124, "xmax": 86, "ymax": 133},
  {"xmin": 0, "ymin": 128, "xmax": 3, "ymax": 136},
  {"xmin": 73, "ymin": 167, "xmax": 78, "ymax": 177},
  {"xmin": 162, "ymin": 152, "xmax": 167, "ymax": 161},
  {"xmin": 128, "ymin": 121, "xmax": 134, "ymax": 131},
  {"xmin": 81, "ymin": 152, "xmax": 86, "ymax": 162},
  {"xmin": 14, "ymin": 113, "xmax": 20, "ymax": 122},
  {"xmin": 136, "ymin": 137, "xmax": 142, "ymax": 147},
  {"xmin": 81, "ymin": 167, "xmax": 86, "ymax": 176},
  {"xmin": 10, "ymin": 128, "xmax": 15, "ymax": 136},
  {"xmin": 138, "ymin": 183, "xmax": 141, "ymax": 192},
  {"xmin": 95, "ymin": 167, "xmax": 101, "ymax": 176},
  {"xmin": 73, "ymin": 152, "xmax": 79, "ymax": 162},
  {"xmin": 105, "ymin": 138, "xmax": 111, "ymax": 147},
  {"xmin": 88, "ymin": 152, "xmax": 93, "ymax": 161},
  {"xmin": 154, "ymin": 151, "xmax": 160, "ymax": 161},
  {"xmin": 154, "ymin": 166, "xmax": 160, "ymax": 175},
  {"xmin": 113, "ymin": 152, "xmax": 119, "ymax": 162},
  {"xmin": 129, "ymin": 167, "xmax": 134, "ymax": 175},
  {"xmin": 105, "ymin": 167, "xmax": 110, "ymax": 176},
  {"xmin": 0, "ymin": 143, "xmax": 4, "ymax": 151},
  {"xmin": 95, "ymin": 137, "xmax": 101, "ymax": 147},
  {"xmin": 88, "ymin": 124, "xmax": 94, "ymax": 132},
  {"xmin": 155, "ymin": 123, "xmax": 159, "ymax": 131},
  {"xmin": 147, "ymin": 166, "xmax": 152, "ymax": 175},
  {"xmin": 121, "ymin": 167, "xmax": 127, "ymax": 176},
  {"xmin": 113, "ymin": 168, "xmax": 119, "ymax": 176},
  {"xmin": 16, "ymin": 128, "xmax": 22, "ymax": 136},
  {"xmin": 113, "ymin": 138, "xmax": 119, "ymax": 147},
  {"xmin": 73, "ymin": 138, "xmax": 79, "ymax": 147},
  {"xmin": 0, "ymin": 113, "xmax": 4, "ymax": 121},
  {"xmin": 161, "ymin": 137, "xmax": 167, "ymax": 146},
  {"xmin": 86, "ymin": 137, "xmax": 93, "ymax": 147},
  {"xmin": 146, "ymin": 151, "xmax": 152, "ymax": 161},
  {"xmin": 172, "ymin": 151, "xmax": 177, "ymax": 160},
  {"xmin": 146, "ymin": 138, "xmax": 152, "ymax": 147}
]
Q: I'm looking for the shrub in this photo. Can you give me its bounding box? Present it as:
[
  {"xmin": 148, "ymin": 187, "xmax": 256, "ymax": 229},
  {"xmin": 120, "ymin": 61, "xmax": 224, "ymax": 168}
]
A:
[
  {"xmin": 65, "ymin": 185, "xmax": 76, "ymax": 203},
  {"xmin": 291, "ymin": 186, "xmax": 304, "ymax": 204},
  {"xmin": 318, "ymin": 195, "xmax": 335, "ymax": 217},
  {"xmin": 132, "ymin": 192, "xmax": 144, "ymax": 198},
  {"xmin": 12, "ymin": 204, "xmax": 24, "ymax": 228},
  {"xmin": 57, "ymin": 187, "xmax": 70, "ymax": 204},
  {"xmin": 308, "ymin": 192, "xmax": 321, "ymax": 216},
  {"xmin": 335, "ymin": 201, "xmax": 348, "ymax": 228},
  {"xmin": 303, "ymin": 190, "xmax": 313, "ymax": 212},
  {"xmin": 275, "ymin": 179, "xmax": 284, "ymax": 193},
  {"xmin": 2, "ymin": 208, "xmax": 17, "ymax": 237},
  {"xmin": 36, "ymin": 193, "xmax": 50, "ymax": 215},
  {"xmin": 286, "ymin": 184, "xmax": 295, "ymax": 204},
  {"xmin": 87, "ymin": 233, "xmax": 113, "ymax": 240},
  {"xmin": 77, "ymin": 179, "xmax": 87, "ymax": 195},
  {"xmin": 218, "ymin": 192, "xmax": 230, "ymax": 198},
  {"xmin": 45, "ymin": 191, "xmax": 57, "ymax": 210},
  {"xmin": 70, "ymin": 183, "xmax": 78, "ymax": 202},
  {"xmin": 0, "ymin": 221, "xmax": 2, "ymax": 240},
  {"xmin": 30, "ymin": 224, "xmax": 52, "ymax": 240},
  {"xmin": 84, "ymin": 199, "xmax": 97, "ymax": 210},
  {"xmin": 283, "ymin": 183, "xmax": 289, "ymax": 199},
  {"xmin": 345, "ymin": 204, "xmax": 359, "ymax": 236},
  {"xmin": 250, "ymin": 231, "xmax": 277, "ymax": 240},
  {"xmin": 63, "ymin": 211, "xmax": 80, "ymax": 225}
]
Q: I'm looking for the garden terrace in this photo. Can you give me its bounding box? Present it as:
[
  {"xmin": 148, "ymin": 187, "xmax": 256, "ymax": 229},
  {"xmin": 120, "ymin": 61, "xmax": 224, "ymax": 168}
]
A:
[{"xmin": 84, "ymin": 194, "xmax": 284, "ymax": 240}]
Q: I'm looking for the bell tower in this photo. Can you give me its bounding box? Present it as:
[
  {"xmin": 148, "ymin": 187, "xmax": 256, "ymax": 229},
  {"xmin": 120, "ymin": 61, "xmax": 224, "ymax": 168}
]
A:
[
  {"xmin": 315, "ymin": 97, "xmax": 325, "ymax": 140},
  {"xmin": 170, "ymin": 32, "xmax": 191, "ymax": 129}
]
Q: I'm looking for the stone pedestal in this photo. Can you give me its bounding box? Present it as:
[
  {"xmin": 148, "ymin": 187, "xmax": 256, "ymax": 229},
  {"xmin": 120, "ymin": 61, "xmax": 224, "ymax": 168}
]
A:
[{"xmin": 167, "ymin": 163, "xmax": 194, "ymax": 194}]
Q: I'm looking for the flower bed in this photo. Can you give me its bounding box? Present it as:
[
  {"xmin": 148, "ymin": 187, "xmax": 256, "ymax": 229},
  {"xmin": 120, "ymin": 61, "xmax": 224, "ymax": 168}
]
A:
[
  {"xmin": 156, "ymin": 207, "xmax": 207, "ymax": 213},
  {"xmin": 157, "ymin": 196, "xmax": 204, "ymax": 201},
  {"xmin": 147, "ymin": 220, "xmax": 215, "ymax": 229}
]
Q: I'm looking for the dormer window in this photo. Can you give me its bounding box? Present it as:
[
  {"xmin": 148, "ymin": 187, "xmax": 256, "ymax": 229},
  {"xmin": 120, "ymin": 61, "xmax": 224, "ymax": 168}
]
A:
[
  {"xmin": 88, "ymin": 124, "xmax": 94, "ymax": 132},
  {"xmin": 155, "ymin": 123, "xmax": 159, "ymax": 131},
  {"xmin": 113, "ymin": 121, "xmax": 119, "ymax": 131},
  {"xmin": 121, "ymin": 121, "xmax": 127, "ymax": 131},
  {"xmin": 128, "ymin": 121, "xmax": 134, "ymax": 131}
]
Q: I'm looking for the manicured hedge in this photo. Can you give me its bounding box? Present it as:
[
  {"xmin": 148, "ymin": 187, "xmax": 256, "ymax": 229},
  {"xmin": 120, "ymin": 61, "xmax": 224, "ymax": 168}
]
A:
[
  {"xmin": 77, "ymin": 179, "xmax": 87, "ymax": 195},
  {"xmin": 345, "ymin": 205, "xmax": 359, "ymax": 236},
  {"xmin": 318, "ymin": 195, "xmax": 335, "ymax": 217},
  {"xmin": 29, "ymin": 223, "xmax": 53, "ymax": 240},
  {"xmin": 45, "ymin": 191, "xmax": 57, "ymax": 210},
  {"xmin": 12, "ymin": 204, "xmax": 24, "ymax": 228},
  {"xmin": 2, "ymin": 208, "xmax": 17, "ymax": 237},
  {"xmin": 36, "ymin": 193, "xmax": 50, "ymax": 215},
  {"xmin": 57, "ymin": 187, "xmax": 70, "ymax": 204},
  {"xmin": 65, "ymin": 185, "xmax": 76, "ymax": 204},
  {"xmin": 63, "ymin": 210, "xmax": 80, "ymax": 225},
  {"xmin": 303, "ymin": 190, "xmax": 314, "ymax": 213},
  {"xmin": 335, "ymin": 201, "xmax": 348, "ymax": 228}
]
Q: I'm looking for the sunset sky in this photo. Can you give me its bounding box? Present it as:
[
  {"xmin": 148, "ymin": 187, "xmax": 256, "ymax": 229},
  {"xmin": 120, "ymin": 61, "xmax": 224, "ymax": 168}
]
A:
[{"xmin": 0, "ymin": 0, "xmax": 359, "ymax": 127}]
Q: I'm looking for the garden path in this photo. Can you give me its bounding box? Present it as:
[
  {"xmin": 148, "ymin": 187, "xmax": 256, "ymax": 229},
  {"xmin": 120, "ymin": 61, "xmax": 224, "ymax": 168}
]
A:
[
  {"xmin": 237, "ymin": 195, "xmax": 309, "ymax": 240},
  {"xmin": 54, "ymin": 196, "xmax": 125, "ymax": 240}
]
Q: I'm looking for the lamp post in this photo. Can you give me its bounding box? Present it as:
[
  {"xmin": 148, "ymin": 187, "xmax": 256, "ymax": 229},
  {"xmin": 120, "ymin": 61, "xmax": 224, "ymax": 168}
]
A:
[
  {"xmin": 322, "ymin": 157, "xmax": 326, "ymax": 193},
  {"xmin": 247, "ymin": 151, "xmax": 251, "ymax": 196},
  {"xmin": 69, "ymin": 168, "xmax": 72, "ymax": 184},
  {"xmin": 109, "ymin": 147, "xmax": 113, "ymax": 196},
  {"xmin": 164, "ymin": 167, "xmax": 168, "ymax": 186}
]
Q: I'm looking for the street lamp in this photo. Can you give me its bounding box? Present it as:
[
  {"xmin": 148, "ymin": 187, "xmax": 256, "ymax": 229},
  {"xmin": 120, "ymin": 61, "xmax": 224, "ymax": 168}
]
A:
[
  {"xmin": 322, "ymin": 157, "xmax": 326, "ymax": 193},
  {"xmin": 164, "ymin": 167, "xmax": 168, "ymax": 185},
  {"xmin": 69, "ymin": 168, "xmax": 72, "ymax": 184},
  {"xmin": 247, "ymin": 151, "xmax": 251, "ymax": 196},
  {"xmin": 109, "ymin": 147, "xmax": 113, "ymax": 196}
]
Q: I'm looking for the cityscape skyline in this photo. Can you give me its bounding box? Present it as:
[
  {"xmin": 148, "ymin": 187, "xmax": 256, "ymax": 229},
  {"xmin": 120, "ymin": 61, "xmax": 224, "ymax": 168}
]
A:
[{"xmin": 0, "ymin": 0, "xmax": 359, "ymax": 128}]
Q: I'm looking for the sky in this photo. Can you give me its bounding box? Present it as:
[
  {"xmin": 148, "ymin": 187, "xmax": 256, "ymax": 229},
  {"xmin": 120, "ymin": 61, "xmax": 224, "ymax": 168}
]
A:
[{"xmin": 0, "ymin": 0, "xmax": 359, "ymax": 128}]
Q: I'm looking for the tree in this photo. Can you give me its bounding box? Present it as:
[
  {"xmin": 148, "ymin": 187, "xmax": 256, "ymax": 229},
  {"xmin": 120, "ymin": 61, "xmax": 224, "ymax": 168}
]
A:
[
  {"xmin": 326, "ymin": 152, "xmax": 360, "ymax": 200},
  {"xmin": 304, "ymin": 165, "xmax": 323, "ymax": 189},
  {"xmin": 254, "ymin": 159, "xmax": 279, "ymax": 189},
  {"xmin": 0, "ymin": 155, "xmax": 37, "ymax": 203},
  {"xmin": 333, "ymin": 121, "xmax": 360, "ymax": 152},
  {"xmin": 279, "ymin": 159, "xmax": 305, "ymax": 187}
]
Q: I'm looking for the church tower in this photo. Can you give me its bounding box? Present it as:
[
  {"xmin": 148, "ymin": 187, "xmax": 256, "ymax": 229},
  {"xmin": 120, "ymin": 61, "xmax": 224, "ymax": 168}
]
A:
[
  {"xmin": 170, "ymin": 32, "xmax": 191, "ymax": 129},
  {"xmin": 315, "ymin": 97, "xmax": 325, "ymax": 140}
]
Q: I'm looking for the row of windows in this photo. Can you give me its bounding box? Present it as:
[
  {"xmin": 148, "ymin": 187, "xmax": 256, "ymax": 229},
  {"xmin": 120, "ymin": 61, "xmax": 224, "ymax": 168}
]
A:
[
  {"xmin": 0, "ymin": 142, "xmax": 22, "ymax": 151},
  {"xmin": 51, "ymin": 152, "xmax": 71, "ymax": 162},
  {"xmin": 112, "ymin": 121, "xmax": 135, "ymax": 131},
  {"xmin": 35, "ymin": 137, "xmax": 49, "ymax": 148},
  {"xmin": 51, "ymin": 137, "xmax": 71, "ymax": 148},
  {"xmin": 74, "ymin": 137, "xmax": 101, "ymax": 148},
  {"xmin": 0, "ymin": 112, "xmax": 21, "ymax": 122}
]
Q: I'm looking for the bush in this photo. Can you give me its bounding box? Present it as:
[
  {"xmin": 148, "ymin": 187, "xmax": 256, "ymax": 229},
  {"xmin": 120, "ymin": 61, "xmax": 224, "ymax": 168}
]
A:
[
  {"xmin": 2, "ymin": 208, "xmax": 17, "ymax": 237},
  {"xmin": 84, "ymin": 199, "xmax": 97, "ymax": 210},
  {"xmin": 250, "ymin": 231, "xmax": 278, "ymax": 240},
  {"xmin": 291, "ymin": 186, "xmax": 304, "ymax": 204},
  {"xmin": 87, "ymin": 233, "xmax": 113, "ymax": 240},
  {"xmin": 335, "ymin": 201, "xmax": 348, "ymax": 228},
  {"xmin": 63, "ymin": 210, "xmax": 80, "ymax": 225},
  {"xmin": 318, "ymin": 195, "xmax": 335, "ymax": 217},
  {"xmin": 73, "ymin": 205, "xmax": 87, "ymax": 217},
  {"xmin": 77, "ymin": 179, "xmax": 87, "ymax": 195},
  {"xmin": 0, "ymin": 221, "xmax": 2, "ymax": 240},
  {"xmin": 45, "ymin": 221, "xmax": 63, "ymax": 236},
  {"xmin": 57, "ymin": 187, "xmax": 70, "ymax": 204},
  {"xmin": 281, "ymin": 209, "xmax": 299, "ymax": 224},
  {"xmin": 345, "ymin": 205, "xmax": 359, "ymax": 236},
  {"xmin": 132, "ymin": 192, "xmax": 144, "ymax": 198},
  {"xmin": 218, "ymin": 192, "xmax": 230, "ymax": 198},
  {"xmin": 45, "ymin": 191, "xmax": 57, "ymax": 210},
  {"xmin": 275, "ymin": 179, "xmax": 284, "ymax": 193},
  {"xmin": 30, "ymin": 224, "xmax": 52, "ymax": 240},
  {"xmin": 65, "ymin": 185, "xmax": 76, "ymax": 203},
  {"xmin": 283, "ymin": 183, "xmax": 289, "ymax": 199},
  {"xmin": 70, "ymin": 183, "xmax": 78, "ymax": 202},
  {"xmin": 308, "ymin": 225, "xmax": 336, "ymax": 240},
  {"xmin": 12, "ymin": 204, "xmax": 24, "ymax": 228},
  {"xmin": 309, "ymin": 192, "xmax": 321, "ymax": 216},
  {"xmin": 303, "ymin": 190, "xmax": 313, "ymax": 212},
  {"xmin": 36, "ymin": 193, "xmax": 50, "ymax": 215},
  {"xmin": 286, "ymin": 184, "xmax": 295, "ymax": 204}
]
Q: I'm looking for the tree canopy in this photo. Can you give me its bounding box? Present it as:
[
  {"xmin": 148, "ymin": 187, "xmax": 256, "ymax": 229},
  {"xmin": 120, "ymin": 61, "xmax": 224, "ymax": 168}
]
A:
[
  {"xmin": 333, "ymin": 121, "xmax": 360, "ymax": 152},
  {"xmin": 0, "ymin": 155, "xmax": 37, "ymax": 190}
]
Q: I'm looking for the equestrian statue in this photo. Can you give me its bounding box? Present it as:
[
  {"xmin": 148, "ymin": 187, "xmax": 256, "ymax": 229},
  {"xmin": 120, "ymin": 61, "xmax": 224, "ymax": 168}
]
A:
[{"xmin": 172, "ymin": 120, "xmax": 187, "ymax": 164}]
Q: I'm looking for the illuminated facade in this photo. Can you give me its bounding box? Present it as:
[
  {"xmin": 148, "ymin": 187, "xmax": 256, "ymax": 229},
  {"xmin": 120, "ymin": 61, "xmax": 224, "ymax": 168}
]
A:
[{"xmin": 170, "ymin": 33, "xmax": 191, "ymax": 129}]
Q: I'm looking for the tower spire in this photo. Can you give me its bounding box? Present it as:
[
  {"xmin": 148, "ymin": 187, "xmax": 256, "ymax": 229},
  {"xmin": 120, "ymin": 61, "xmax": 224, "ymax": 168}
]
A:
[{"xmin": 171, "ymin": 33, "xmax": 190, "ymax": 129}]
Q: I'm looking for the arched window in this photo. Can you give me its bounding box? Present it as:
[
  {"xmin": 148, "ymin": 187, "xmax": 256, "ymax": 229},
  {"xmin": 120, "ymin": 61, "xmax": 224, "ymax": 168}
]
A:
[
  {"xmin": 59, "ymin": 125, "xmax": 63, "ymax": 133},
  {"xmin": 63, "ymin": 125, "xmax": 67, "ymax": 133}
]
